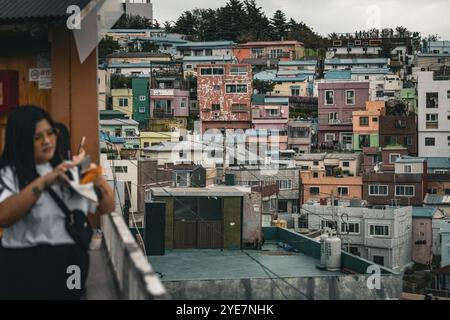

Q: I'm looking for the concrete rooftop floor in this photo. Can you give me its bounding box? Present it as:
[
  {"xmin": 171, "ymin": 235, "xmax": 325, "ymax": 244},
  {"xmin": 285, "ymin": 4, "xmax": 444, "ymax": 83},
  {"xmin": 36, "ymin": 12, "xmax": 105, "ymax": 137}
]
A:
[{"xmin": 148, "ymin": 242, "xmax": 343, "ymax": 282}]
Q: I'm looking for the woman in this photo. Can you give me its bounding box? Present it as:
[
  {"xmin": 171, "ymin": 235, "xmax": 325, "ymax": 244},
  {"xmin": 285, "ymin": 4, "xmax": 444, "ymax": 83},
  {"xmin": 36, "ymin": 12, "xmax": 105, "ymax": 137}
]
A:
[{"xmin": 0, "ymin": 105, "xmax": 115, "ymax": 299}]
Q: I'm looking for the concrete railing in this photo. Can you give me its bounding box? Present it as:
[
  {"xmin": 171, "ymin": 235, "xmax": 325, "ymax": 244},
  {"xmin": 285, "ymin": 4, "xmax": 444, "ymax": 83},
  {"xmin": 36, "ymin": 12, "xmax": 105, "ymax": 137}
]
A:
[{"xmin": 101, "ymin": 212, "xmax": 168, "ymax": 300}]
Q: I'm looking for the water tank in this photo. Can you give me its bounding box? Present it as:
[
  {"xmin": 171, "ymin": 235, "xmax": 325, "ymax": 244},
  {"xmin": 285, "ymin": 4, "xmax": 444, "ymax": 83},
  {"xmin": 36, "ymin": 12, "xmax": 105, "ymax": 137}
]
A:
[
  {"xmin": 320, "ymin": 233, "xmax": 329, "ymax": 267},
  {"xmin": 325, "ymin": 236, "xmax": 342, "ymax": 271}
]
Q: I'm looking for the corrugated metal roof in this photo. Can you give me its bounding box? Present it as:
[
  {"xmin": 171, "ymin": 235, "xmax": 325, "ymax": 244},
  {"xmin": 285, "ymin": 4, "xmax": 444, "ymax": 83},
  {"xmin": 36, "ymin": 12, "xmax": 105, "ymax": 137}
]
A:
[
  {"xmin": 325, "ymin": 70, "xmax": 352, "ymax": 80},
  {"xmin": 279, "ymin": 60, "xmax": 317, "ymax": 66},
  {"xmin": 325, "ymin": 58, "xmax": 389, "ymax": 65},
  {"xmin": 182, "ymin": 56, "xmax": 233, "ymax": 62},
  {"xmin": 253, "ymin": 70, "xmax": 277, "ymax": 81},
  {"xmin": 177, "ymin": 41, "xmax": 235, "ymax": 49},
  {"xmin": 272, "ymin": 76, "xmax": 308, "ymax": 82},
  {"xmin": 0, "ymin": 0, "xmax": 92, "ymax": 20},
  {"xmin": 424, "ymin": 194, "xmax": 450, "ymax": 205},
  {"xmin": 412, "ymin": 207, "xmax": 438, "ymax": 218},
  {"xmin": 426, "ymin": 157, "xmax": 450, "ymax": 169}
]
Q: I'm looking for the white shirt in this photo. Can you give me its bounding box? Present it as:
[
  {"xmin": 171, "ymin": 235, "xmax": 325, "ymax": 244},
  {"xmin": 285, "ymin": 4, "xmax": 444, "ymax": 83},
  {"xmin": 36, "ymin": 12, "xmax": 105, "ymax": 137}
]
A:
[{"xmin": 0, "ymin": 163, "xmax": 97, "ymax": 248}]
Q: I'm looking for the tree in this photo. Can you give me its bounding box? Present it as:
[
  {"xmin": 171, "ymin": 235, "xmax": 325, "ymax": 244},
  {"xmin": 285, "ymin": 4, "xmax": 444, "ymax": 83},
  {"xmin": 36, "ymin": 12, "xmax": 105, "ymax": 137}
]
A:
[
  {"xmin": 172, "ymin": 11, "xmax": 198, "ymax": 36},
  {"xmin": 98, "ymin": 36, "xmax": 120, "ymax": 63},
  {"xmin": 194, "ymin": 9, "xmax": 218, "ymax": 41},
  {"xmin": 163, "ymin": 21, "xmax": 173, "ymax": 32},
  {"xmin": 216, "ymin": 0, "xmax": 247, "ymax": 41},
  {"xmin": 141, "ymin": 41, "xmax": 159, "ymax": 52},
  {"xmin": 239, "ymin": 0, "xmax": 272, "ymax": 41},
  {"xmin": 111, "ymin": 74, "xmax": 132, "ymax": 89},
  {"xmin": 270, "ymin": 9, "xmax": 287, "ymax": 40},
  {"xmin": 113, "ymin": 14, "xmax": 153, "ymax": 29},
  {"xmin": 253, "ymin": 79, "xmax": 275, "ymax": 94}
]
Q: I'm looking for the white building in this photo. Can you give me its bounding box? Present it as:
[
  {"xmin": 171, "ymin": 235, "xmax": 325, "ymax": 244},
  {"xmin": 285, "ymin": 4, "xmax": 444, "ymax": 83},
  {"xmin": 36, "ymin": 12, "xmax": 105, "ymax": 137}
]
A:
[
  {"xmin": 101, "ymin": 154, "xmax": 139, "ymax": 214},
  {"xmin": 417, "ymin": 71, "xmax": 450, "ymax": 157},
  {"xmin": 122, "ymin": 0, "xmax": 153, "ymax": 21},
  {"xmin": 305, "ymin": 205, "xmax": 412, "ymax": 271},
  {"xmin": 97, "ymin": 69, "xmax": 111, "ymax": 110},
  {"xmin": 440, "ymin": 221, "xmax": 450, "ymax": 267}
]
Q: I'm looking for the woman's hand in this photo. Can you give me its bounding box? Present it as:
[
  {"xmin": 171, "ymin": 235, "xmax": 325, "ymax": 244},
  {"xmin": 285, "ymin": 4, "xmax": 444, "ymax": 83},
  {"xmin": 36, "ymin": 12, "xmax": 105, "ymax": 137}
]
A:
[
  {"xmin": 43, "ymin": 162, "xmax": 74, "ymax": 187},
  {"xmin": 72, "ymin": 148, "xmax": 86, "ymax": 166}
]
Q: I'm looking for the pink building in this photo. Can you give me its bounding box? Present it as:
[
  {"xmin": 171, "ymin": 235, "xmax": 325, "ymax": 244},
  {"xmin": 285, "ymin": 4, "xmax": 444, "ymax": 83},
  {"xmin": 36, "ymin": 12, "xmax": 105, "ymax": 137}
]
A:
[
  {"xmin": 198, "ymin": 64, "xmax": 252, "ymax": 133},
  {"xmin": 150, "ymin": 88, "xmax": 189, "ymax": 118},
  {"xmin": 318, "ymin": 81, "xmax": 370, "ymax": 149}
]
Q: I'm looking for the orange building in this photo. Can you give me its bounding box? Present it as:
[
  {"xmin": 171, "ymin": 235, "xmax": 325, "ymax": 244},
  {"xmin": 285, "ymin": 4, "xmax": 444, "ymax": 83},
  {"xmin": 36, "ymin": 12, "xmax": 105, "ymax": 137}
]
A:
[
  {"xmin": 352, "ymin": 101, "xmax": 385, "ymax": 151},
  {"xmin": 300, "ymin": 171, "xmax": 363, "ymax": 203},
  {"xmin": 233, "ymin": 41, "xmax": 305, "ymax": 63}
]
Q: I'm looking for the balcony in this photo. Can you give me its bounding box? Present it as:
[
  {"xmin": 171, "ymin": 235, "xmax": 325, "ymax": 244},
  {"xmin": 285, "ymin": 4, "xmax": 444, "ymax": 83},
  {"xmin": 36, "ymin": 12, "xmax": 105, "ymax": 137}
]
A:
[
  {"xmin": 153, "ymin": 109, "xmax": 174, "ymax": 119},
  {"xmin": 426, "ymin": 122, "xmax": 439, "ymax": 129},
  {"xmin": 151, "ymin": 89, "xmax": 175, "ymax": 97},
  {"xmin": 83, "ymin": 212, "xmax": 168, "ymax": 300}
]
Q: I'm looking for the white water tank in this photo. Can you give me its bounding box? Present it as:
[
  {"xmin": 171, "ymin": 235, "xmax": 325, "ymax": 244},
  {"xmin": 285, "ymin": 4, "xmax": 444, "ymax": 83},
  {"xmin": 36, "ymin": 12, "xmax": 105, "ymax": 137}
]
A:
[
  {"xmin": 320, "ymin": 233, "xmax": 329, "ymax": 267},
  {"xmin": 325, "ymin": 236, "xmax": 342, "ymax": 271}
]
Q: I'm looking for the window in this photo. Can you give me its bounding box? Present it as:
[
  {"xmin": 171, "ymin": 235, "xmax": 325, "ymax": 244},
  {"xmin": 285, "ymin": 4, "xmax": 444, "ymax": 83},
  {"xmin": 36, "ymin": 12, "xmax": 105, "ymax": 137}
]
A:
[
  {"xmin": 139, "ymin": 95, "xmax": 146, "ymax": 101},
  {"xmin": 154, "ymin": 100, "xmax": 171, "ymax": 113},
  {"xmin": 426, "ymin": 113, "xmax": 439, "ymax": 122},
  {"xmin": 445, "ymin": 189, "xmax": 450, "ymax": 195},
  {"xmin": 372, "ymin": 117, "xmax": 378, "ymax": 122},
  {"xmin": 247, "ymin": 180, "xmax": 260, "ymax": 187},
  {"xmin": 200, "ymin": 67, "xmax": 224, "ymax": 75},
  {"xmin": 113, "ymin": 166, "xmax": 128, "ymax": 173},
  {"xmin": 404, "ymin": 136, "xmax": 412, "ymax": 146},
  {"xmin": 269, "ymin": 108, "xmax": 280, "ymax": 116},
  {"xmin": 180, "ymin": 102, "xmax": 186, "ymax": 108},
  {"xmin": 313, "ymin": 172, "xmax": 319, "ymax": 178},
  {"xmin": 389, "ymin": 153, "xmax": 400, "ymax": 164},
  {"xmin": 226, "ymin": 84, "xmax": 247, "ymax": 93},
  {"xmin": 376, "ymin": 90, "xmax": 384, "ymax": 98},
  {"xmin": 313, "ymin": 161, "xmax": 319, "ymax": 166},
  {"xmin": 212, "ymin": 104, "xmax": 220, "ymax": 111},
  {"xmin": 359, "ymin": 117, "xmax": 369, "ymax": 126},
  {"xmin": 185, "ymin": 64, "xmax": 193, "ymax": 70},
  {"xmin": 291, "ymin": 86, "xmax": 300, "ymax": 96},
  {"xmin": 205, "ymin": 49, "xmax": 212, "ymax": 56},
  {"xmin": 278, "ymin": 180, "xmax": 292, "ymax": 190},
  {"xmin": 341, "ymin": 222, "xmax": 360, "ymax": 234},
  {"xmin": 448, "ymin": 136, "xmax": 450, "ymax": 146},
  {"xmin": 119, "ymin": 98, "xmax": 128, "ymax": 107},
  {"xmin": 346, "ymin": 90, "xmax": 355, "ymax": 105},
  {"xmin": 395, "ymin": 119, "xmax": 406, "ymax": 128},
  {"xmin": 395, "ymin": 185, "xmax": 415, "ymax": 197},
  {"xmin": 342, "ymin": 162, "xmax": 350, "ymax": 168},
  {"xmin": 369, "ymin": 225, "xmax": 390, "ymax": 237},
  {"xmin": 426, "ymin": 92, "xmax": 438, "ymax": 108},
  {"xmin": 404, "ymin": 165, "xmax": 412, "ymax": 173},
  {"xmin": 328, "ymin": 112, "xmax": 338, "ymax": 123},
  {"xmin": 359, "ymin": 135, "xmax": 370, "ymax": 148},
  {"xmin": 114, "ymin": 128, "xmax": 121, "ymax": 137},
  {"xmin": 325, "ymin": 90, "xmax": 334, "ymax": 105},
  {"xmin": 231, "ymin": 104, "xmax": 247, "ymax": 112},
  {"xmin": 337, "ymin": 186, "xmax": 349, "ymax": 195},
  {"xmin": 425, "ymin": 137, "xmax": 435, "ymax": 146},
  {"xmin": 373, "ymin": 255, "xmax": 385, "ymax": 266},
  {"xmin": 139, "ymin": 106, "xmax": 146, "ymax": 113},
  {"xmin": 325, "ymin": 133, "xmax": 335, "ymax": 142},
  {"xmin": 321, "ymin": 220, "xmax": 335, "ymax": 230},
  {"xmin": 448, "ymin": 90, "xmax": 450, "ymax": 99},
  {"xmin": 369, "ymin": 185, "xmax": 388, "ymax": 196},
  {"xmin": 230, "ymin": 66, "xmax": 247, "ymax": 75},
  {"xmin": 179, "ymin": 150, "xmax": 186, "ymax": 159},
  {"xmin": 143, "ymin": 142, "xmax": 149, "ymax": 148},
  {"xmin": 310, "ymin": 187, "xmax": 320, "ymax": 194}
]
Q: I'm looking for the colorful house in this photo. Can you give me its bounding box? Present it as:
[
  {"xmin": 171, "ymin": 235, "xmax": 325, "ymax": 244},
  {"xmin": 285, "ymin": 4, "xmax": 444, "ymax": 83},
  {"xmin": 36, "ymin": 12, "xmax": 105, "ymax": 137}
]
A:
[
  {"xmin": 132, "ymin": 78, "xmax": 150, "ymax": 129},
  {"xmin": 111, "ymin": 88, "xmax": 134, "ymax": 119},
  {"xmin": 233, "ymin": 41, "xmax": 305, "ymax": 62},
  {"xmin": 352, "ymin": 101, "xmax": 385, "ymax": 151}
]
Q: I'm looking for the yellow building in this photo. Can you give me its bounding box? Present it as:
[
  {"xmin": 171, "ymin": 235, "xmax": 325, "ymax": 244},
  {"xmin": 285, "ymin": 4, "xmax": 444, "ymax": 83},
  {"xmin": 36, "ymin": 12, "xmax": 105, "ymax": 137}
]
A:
[
  {"xmin": 111, "ymin": 88, "xmax": 133, "ymax": 119},
  {"xmin": 148, "ymin": 118, "xmax": 188, "ymax": 132},
  {"xmin": 140, "ymin": 131, "xmax": 181, "ymax": 149},
  {"xmin": 271, "ymin": 76, "xmax": 310, "ymax": 97}
]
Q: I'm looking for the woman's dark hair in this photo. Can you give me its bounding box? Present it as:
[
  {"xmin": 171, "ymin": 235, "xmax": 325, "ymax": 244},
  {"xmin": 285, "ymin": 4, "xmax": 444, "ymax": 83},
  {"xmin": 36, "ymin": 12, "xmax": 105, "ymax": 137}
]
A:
[
  {"xmin": 55, "ymin": 122, "xmax": 71, "ymax": 161},
  {"xmin": 0, "ymin": 105, "xmax": 63, "ymax": 190}
]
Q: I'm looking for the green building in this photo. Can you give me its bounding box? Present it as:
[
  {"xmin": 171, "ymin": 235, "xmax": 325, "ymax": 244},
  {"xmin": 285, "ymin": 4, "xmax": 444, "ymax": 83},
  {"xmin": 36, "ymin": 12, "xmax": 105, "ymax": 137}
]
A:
[
  {"xmin": 352, "ymin": 134, "xmax": 379, "ymax": 151},
  {"xmin": 132, "ymin": 78, "xmax": 150, "ymax": 129},
  {"xmin": 400, "ymin": 88, "xmax": 417, "ymax": 114}
]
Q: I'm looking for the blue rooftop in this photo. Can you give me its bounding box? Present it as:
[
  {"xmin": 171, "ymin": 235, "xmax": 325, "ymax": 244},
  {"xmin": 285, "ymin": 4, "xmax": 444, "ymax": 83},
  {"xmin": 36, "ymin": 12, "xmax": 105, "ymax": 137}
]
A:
[
  {"xmin": 325, "ymin": 58, "xmax": 389, "ymax": 65},
  {"xmin": 265, "ymin": 97, "xmax": 289, "ymax": 105},
  {"xmin": 325, "ymin": 70, "xmax": 352, "ymax": 80},
  {"xmin": 272, "ymin": 76, "xmax": 308, "ymax": 82},
  {"xmin": 277, "ymin": 70, "xmax": 315, "ymax": 77},
  {"xmin": 412, "ymin": 207, "xmax": 438, "ymax": 218},
  {"xmin": 278, "ymin": 60, "xmax": 318, "ymax": 66},
  {"xmin": 351, "ymin": 68, "xmax": 392, "ymax": 74},
  {"xmin": 100, "ymin": 131, "xmax": 125, "ymax": 144},
  {"xmin": 427, "ymin": 157, "xmax": 450, "ymax": 169}
]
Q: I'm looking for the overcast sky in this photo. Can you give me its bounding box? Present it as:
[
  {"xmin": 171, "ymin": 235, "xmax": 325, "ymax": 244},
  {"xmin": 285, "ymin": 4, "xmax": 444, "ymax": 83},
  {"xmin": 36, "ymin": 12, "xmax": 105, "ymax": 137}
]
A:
[{"xmin": 152, "ymin": 0, "xmax": 450, "ymax": 39}]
